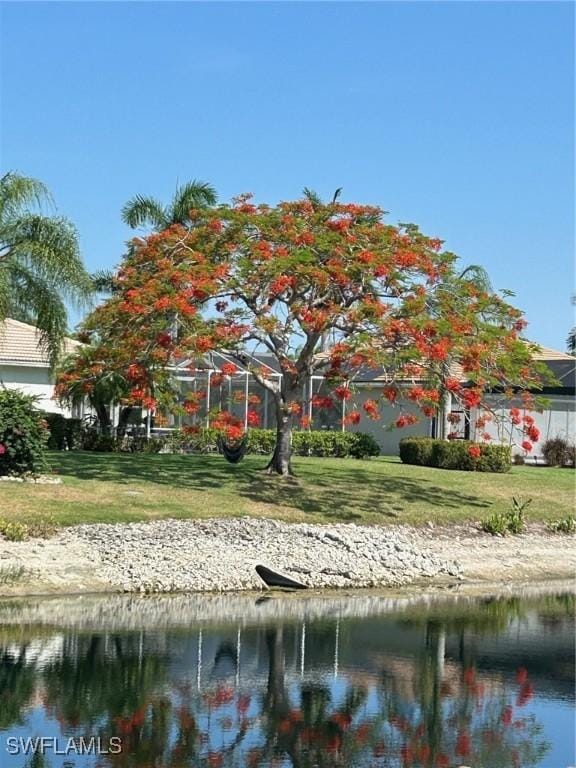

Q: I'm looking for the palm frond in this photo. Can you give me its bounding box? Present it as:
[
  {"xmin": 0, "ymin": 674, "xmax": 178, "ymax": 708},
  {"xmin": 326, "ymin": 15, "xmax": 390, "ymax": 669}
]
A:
[
  {"xmin": 331, "ymin": 187, "xmax": 343, "ymax": 204},
  {"xmin": 302, "ymin": 187, "xmax": 322, "ymax": 207},
  {"xmin": 7, "ymin": 261, "xmax": 68, "ymax": 368},
  {"xmin": 170, "ymin": 180, "xmax": 218, "ymax": 224},
  {"xmin": 91, "ymin": 269, "xmax": 117, "ymax": 294},
  {"xmin": 0, "ymin": 171, "xmax": 52, "ymax": 220},
  {"xmin": 458, "ymin": 264, "xmax": 493, "ymax": 293},
  {"xmin": 5, "ymin": 214, "xmax": 92, "ymax": 306},
  {"xmin": 567, "ymin": 327, "xmax": 576, "ymax": 355},
  {"xmin": 121, "ymin": 195, "xmax": 168, "ymax": 230}
]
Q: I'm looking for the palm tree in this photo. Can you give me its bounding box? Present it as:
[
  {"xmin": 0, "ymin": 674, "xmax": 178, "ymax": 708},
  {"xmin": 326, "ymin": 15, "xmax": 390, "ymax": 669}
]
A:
[
  {"xmin": 56, "ymin": 345, "xmax": 130, "ymax": 435},
  {"xmin": 121, "ymin": 179, "xmax": 217, "ymax": 231},
  {"xmin": 0, "ymin": 172, "xmax": 92, "ymax": 365},
  {"xmin": 567, "ymin": 328, "xmax": 576, "ymax": 355}
]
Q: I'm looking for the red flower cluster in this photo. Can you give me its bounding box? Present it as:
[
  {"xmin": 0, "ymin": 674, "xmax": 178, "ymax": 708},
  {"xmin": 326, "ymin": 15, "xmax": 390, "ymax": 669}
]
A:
[
  {"xmin": 396, "ymin": 413, "xmax": 418, "ymax": 428},
  {"xmin": 310, "ymin": 395, "xmax": 331, "ymax": 409},
  {"xmin": 362, "ymin": 399, "xmax": 380, "ymax": 420},
  {"xmin": 382, "ymin": 386, "xmax": 398, "ymax": 403},
  {"xmin": 468, "ymin": 445, "xmax": 482, "ymax": 459},
  {"xmin": 344, "ymin": 410, "xmax": 361, "ymax": 425},
  {"xmin": 334, "ymin": 385, "xmax": 352, "ymax": 401}
]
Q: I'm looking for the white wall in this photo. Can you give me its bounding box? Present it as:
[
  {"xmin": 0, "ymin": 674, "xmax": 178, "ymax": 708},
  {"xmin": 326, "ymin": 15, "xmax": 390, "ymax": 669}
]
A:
[
  {"xmin": 0, "ymin": 364, "xmax": 72, "ymax": 416},
  {"xmin": 471, "ymin": 394, "xmax": 575, "ymax": 455},
  {"xmin": 343, "ymin": 387, "xmax": 431, "ymax": 455}
]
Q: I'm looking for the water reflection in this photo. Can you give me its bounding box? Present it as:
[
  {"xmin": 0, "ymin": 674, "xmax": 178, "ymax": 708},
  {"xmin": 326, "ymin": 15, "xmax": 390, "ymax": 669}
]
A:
[{"xmin": 0, "ymin": 590, "xmax": 573, "ymax": 767}]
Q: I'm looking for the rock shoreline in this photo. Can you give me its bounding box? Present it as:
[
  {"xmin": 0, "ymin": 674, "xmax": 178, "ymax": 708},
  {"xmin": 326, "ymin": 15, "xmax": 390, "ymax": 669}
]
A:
[
  {"xmin": 0, "ymin": 517, "xmax": 573, "ymax": 597},
  {"xmin": 73, "ymin": 517, "xmax": 462, "ymax": 592}
]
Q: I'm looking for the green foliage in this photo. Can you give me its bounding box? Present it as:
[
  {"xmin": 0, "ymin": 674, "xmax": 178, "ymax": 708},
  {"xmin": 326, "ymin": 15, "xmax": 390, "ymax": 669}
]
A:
[
  {"xmin": 542, "ymin": 437, "xmax": 574, "ymax": 467},
  {"xmin": 481, "ymin": 497, "xmax": 531, "ymax": 535},
  {"xmin": 399, "ymin": 437, "xmax": 511, "ymax": 473},
  {"xmin": 27, "ymin": 515, "xmax": 60, "ymax": 539},
  {"xmin": 0, "ymin": 390, "xmax": 49, "ymax": 476},
  {"xmin": 0, "ymin": 519, "xmax": 29, "ymax": 541},
  {"xmin": 167, "ymin": 428, "xmax": 380, "ymax": 459},
  {"xmin": 0, "ymin": 171, "xmax": 92, "ymax": 366},
  {"xmin": 80, "ymin": 432, "xmax": 119, "ymax": 452},
  {"xmin": 41, "ymin": 412, "xmax": 83, "ymax": 450},
  {"xmin": 547, "ymin": 514, "xmax": 576, "ymax": 534},
  {"xmin": 0, "ymin": 514, "xmax": 58, "ymax": 541},
  {"xmin": 398, "ymin": 437, "xmax": 435, "ymax": 466},
  {"xmin": 121, "ymin": 179, "xmax": 217, "ymax": 230}
]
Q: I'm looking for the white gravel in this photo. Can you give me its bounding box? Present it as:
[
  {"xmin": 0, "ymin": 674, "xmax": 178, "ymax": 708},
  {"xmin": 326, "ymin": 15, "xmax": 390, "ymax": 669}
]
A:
[{"xmin": 70, "ymin": 517, "xmax": 461, "ymax": 593}]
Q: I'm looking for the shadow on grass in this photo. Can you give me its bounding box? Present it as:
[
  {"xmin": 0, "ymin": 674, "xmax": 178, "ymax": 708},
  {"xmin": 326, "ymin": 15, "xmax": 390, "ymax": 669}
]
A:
[{"xmin": 49, "ymin": 451, "xmax": 491, "ymax": 522}]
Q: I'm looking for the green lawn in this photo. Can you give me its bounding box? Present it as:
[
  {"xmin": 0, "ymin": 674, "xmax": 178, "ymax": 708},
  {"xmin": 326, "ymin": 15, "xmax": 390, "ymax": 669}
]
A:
[{"xmin": 0, "ymin": 451, "xmax": 573, "ymax": 528}]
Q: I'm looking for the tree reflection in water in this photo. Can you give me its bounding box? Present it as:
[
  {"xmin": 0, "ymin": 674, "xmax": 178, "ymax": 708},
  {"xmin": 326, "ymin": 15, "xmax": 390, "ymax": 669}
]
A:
[{"xmin": 0, "ymin": 593, "xmax": 571, "ymax": 767}]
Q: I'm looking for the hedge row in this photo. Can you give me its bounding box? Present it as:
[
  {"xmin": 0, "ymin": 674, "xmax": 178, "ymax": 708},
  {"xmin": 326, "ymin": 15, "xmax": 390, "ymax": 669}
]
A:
[
  {"xmin": 168, "ymin": 428, "xmax": 380, "ymax": 459},
  {"xmin": 399, "ymin": 437, "xmax": 511, "ymax": 473}
]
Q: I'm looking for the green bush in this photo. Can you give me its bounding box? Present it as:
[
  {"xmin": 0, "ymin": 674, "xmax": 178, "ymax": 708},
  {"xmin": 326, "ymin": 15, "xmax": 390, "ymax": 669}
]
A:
[
  {"xmin": 473, "ymin": 445, "xmax": 512, "ymax": 473},
  {"xmin": 398, "ymin": 437, "xmax": 435, "ymax": 466},
  {"xmin": 547, "ymin": 515, "xmax": 576, "ymax": 534},
  {"xmin": 481, "ymin": 497, "xmax": 531, "ymax": 535},
  {"xmin": 0, "ymin": 518, "xmax": 29, "ymax": 541},
  {"xmin": 42, "ymin": 412, "xmax": 83, "ymax": 450},
  {"xmin": 246, "ymin": 429, "xmax": 277, "ymax": 455},
  {"xmin": 0, "ymin": 390, "xmax": 49, "ymax": 476},
  {"xmin": 399, "ymin": 437, "xmax": 511, "ymax": 473},
  {"xmin": 81, "ymin": 432, "xmax": 119, "ymax": 452},
  {"xmin": 542, "ymin": 437, "xmax": 573, "ymax": 467},
  {"xmin": 167, "ymin": 428, "xmax": 380, "ymax": 459}
]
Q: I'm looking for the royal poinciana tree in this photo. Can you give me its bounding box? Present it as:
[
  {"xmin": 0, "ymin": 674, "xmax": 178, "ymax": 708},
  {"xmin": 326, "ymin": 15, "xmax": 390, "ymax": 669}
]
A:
[{"xmin": 61, "ymin": 195, "xmax": 545, "ymax": 475}]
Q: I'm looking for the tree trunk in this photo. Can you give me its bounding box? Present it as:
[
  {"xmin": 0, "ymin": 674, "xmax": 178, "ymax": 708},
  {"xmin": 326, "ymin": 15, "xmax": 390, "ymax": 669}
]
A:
[
  {"xmin": 265, "ymin": 394, "xmax": 296, "ymax": 476},
  {"xmin": 94, "ymin": 402, "xmax": 112, "ymax": 436}
]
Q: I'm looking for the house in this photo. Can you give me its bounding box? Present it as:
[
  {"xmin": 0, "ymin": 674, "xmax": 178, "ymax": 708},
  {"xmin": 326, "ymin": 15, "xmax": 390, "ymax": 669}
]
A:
[
  {"xmin": 0, "ymin": 318, "xmax": 82, "ymax": 416},
  {"xmin": 469, "ymin": 346, "xmax": 576, "ymax": 455},
  {"xmin": 165, "ymin": 345, "xmax": 576, "ymax": 455}
]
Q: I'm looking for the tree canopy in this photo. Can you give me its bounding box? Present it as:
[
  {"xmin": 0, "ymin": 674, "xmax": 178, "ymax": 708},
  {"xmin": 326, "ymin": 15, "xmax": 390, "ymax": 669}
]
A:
[{"xmin": 61, "ymin": 194, "xmax": 544, "ymax": 474}]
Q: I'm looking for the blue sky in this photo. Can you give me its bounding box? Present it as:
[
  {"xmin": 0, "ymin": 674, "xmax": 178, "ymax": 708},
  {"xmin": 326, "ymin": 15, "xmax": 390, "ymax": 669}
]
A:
[{"xmin": 1, "ymin": 1, "xmax": 573, "ymax": 349}]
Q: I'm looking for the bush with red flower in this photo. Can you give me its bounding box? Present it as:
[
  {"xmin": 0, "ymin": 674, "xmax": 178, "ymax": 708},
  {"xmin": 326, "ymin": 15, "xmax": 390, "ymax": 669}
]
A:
[{"xmin": 0, "ymin": 389, "xmax": 50, "ymax": 476}]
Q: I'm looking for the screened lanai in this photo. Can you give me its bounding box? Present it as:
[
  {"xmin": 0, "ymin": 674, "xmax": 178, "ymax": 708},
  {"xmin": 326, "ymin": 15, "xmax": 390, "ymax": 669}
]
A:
[{"xmin": 161, "ymin": 350, "xmax": 346, "ymax": 433}]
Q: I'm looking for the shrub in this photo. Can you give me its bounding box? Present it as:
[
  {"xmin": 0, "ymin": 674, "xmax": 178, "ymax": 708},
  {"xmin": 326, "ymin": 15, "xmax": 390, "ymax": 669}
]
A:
[
  {"xmin": 431, "ymin": 440, "xmax": 476, "ymax": 471},
  {"xmin": 42, "ymin": 412, "xmax": 83, "ymax": 450},
  {"xmin": 399, "ymin": 437, "xmax": 511, "ymax": 473},
  {"xmin": 28, "ymin": 515, "xmax": 60, "ymax": 539},
  {"xmin": 246, "ymin": 429, "xmax": 277, "ymax": 455},
  {"xmin": 0, "ymin": 519, "xmax": 29, "ymax": 541},
  {"xmin": 167, "ymin": 428, "xmax": 380, "ymax": 459},
  {"xmin": 398, "ymin": 437, "xmax": 435, "ymax": 466},
  {"xmin": 0, "ymin": 390, "xmax": 49, "ymax": 476},
  {"xmin": 542, "ymin": 437, "xmax": 573, "ymax": 467},
  {"xmin": 81, "ymin": 432, "xmax": 119, "ymax": 452},
  {"xmin": 547, "ymin": 515, "xmax": 576, "ymax": 534},
  {"xmin": 347, "ymin": 432, "xmax": 381, "ymax": 459},
  {"xmin": 481, "ymin": 497, "xmax": 531, "ymax": 535}
]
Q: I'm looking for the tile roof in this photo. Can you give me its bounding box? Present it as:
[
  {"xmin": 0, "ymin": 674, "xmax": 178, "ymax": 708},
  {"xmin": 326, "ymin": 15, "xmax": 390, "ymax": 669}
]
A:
[{"xmin": 0, "ymin": 318, "xmax": 81, "ymax": 366}]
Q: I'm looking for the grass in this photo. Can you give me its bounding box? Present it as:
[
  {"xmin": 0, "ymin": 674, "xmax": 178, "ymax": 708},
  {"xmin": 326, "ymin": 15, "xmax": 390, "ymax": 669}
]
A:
[{"xmin": 0, "ymin": 451, "xmax": 573, "ymax": 529}]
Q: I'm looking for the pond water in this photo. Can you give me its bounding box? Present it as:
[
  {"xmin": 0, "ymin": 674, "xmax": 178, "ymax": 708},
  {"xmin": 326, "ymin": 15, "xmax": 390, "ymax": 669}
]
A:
[{"xmin": 0, "ymin": 587, "xmax": 573, "ymax": 768}]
